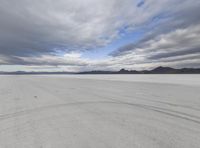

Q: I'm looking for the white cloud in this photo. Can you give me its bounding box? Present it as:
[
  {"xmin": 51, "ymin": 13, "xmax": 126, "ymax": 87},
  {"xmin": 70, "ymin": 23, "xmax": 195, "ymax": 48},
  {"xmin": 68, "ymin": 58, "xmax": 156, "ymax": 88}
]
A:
[{"xmin": 0, "ymin": 0, "xmax": 191, "ymax": 56}]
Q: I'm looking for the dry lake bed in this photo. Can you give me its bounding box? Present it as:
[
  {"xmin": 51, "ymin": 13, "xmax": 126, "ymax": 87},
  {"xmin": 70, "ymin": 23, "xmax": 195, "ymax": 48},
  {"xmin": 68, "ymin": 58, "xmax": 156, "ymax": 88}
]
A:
[{"xmin": 0, "ymin": 75, "xmax": 200, "ymax": 148}]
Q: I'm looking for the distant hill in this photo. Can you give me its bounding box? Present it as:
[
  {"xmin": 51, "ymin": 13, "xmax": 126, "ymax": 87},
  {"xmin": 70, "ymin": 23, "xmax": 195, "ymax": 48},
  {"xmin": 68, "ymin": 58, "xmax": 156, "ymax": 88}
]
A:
[
  {"xmin": 0, "ymin": 66, "xmax": 200, "ymax": 75},
  {"xmin": 0, "ymin": 71, "xmax": 75, "ymax": 75}
]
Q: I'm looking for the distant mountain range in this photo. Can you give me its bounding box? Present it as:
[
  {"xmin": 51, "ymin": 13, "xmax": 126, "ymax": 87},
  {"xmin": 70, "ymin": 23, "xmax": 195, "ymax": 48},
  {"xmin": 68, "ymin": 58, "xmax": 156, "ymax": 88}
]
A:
[
  {"xmin": 0, "ymin": 66, "xmax": 200, "ymax": 75},
  {"xmin": 78, "ymin": 66, "xmax": 200, "ymax": 74}
]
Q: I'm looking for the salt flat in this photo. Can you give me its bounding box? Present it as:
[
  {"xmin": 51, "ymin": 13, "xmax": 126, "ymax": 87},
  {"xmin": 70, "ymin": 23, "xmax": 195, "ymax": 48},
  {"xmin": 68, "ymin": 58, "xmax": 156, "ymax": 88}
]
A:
[{"xmin": 0, "ymin": 75, "xmax": 200, "ymax": 148}]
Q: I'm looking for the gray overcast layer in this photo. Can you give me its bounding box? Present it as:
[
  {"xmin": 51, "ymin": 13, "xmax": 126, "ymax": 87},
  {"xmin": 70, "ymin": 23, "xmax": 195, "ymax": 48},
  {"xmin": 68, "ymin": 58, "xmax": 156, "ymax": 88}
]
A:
[{"xmin": 0, "ymin": 0, "xmax": 200, "ymax": 71}]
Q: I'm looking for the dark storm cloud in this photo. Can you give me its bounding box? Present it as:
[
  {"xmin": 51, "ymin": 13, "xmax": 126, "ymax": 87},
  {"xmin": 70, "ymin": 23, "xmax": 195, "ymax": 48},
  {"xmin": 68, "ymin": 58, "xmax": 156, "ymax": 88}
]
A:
[{"xmin": 148, "ymin": 48, "xmax": 200, "ymax": 60}]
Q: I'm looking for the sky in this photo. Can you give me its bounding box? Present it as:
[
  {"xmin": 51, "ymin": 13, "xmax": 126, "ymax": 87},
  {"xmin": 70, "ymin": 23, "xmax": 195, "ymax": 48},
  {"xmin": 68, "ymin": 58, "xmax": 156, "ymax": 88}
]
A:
[{"xmin": 0, "ymin": 0, "xmax": 200, "ymax": 72}]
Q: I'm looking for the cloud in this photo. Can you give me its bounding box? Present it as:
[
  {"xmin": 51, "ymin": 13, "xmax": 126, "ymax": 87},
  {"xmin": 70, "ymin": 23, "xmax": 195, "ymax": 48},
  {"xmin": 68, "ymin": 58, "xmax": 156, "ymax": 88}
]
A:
[
  {"xmin": 0, "ymin": 0, "xmax": 153, "ymax": 56},
  {"xmin": 0, "ymin": 0, "xmax": 188, "ymax": 56},
  {"xmin": 112, "ymin": 0, "xmax": 200, "ymax": 55},
  {"xmin": 107, "ymin": 0, "xmax": 200, "ymax": 70},
  {"xmin": 0, "ymin": 0, "xmax": 200, "ymax": 71},
  {"xmin": 106, "ymin": 25, "xmax": 200, "ymax": 70}
]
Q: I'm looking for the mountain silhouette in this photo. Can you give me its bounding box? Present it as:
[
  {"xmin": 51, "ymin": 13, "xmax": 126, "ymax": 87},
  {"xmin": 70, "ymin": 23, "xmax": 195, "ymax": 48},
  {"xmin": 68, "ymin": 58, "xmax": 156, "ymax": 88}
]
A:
[
  {"xmin": 0, "ymin": 66, "xmax": 200, "ymax": 75},
  {"xmin": 78, "ymin": 66, "xmax": 200, "ymax": 74}
]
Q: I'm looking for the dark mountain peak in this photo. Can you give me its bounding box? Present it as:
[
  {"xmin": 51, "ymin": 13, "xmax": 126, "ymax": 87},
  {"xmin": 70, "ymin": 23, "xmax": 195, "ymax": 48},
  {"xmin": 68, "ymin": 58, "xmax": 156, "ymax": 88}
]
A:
[
  {"xmin": 153, "ymin": 66, "xmax": 174, "ymax": 71},
  {"xmin": 151, "ymin": 66, "xmax": 175, "ymax": 73},
  {"xmin": 119, "ymin": 68, "xmax": 128, "ymax": 72}
]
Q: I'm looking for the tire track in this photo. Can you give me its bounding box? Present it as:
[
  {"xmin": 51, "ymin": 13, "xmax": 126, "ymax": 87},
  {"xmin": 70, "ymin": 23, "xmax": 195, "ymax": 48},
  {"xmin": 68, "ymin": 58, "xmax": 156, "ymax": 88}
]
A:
[{"xmin": 0, "ymin": 100, "xmax": 200, "ymax": 125}]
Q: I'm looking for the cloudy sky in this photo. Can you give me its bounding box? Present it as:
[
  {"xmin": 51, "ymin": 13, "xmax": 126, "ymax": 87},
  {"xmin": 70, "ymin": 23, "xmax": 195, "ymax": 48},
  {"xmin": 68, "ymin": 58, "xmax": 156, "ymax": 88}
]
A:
[{"xmin": 0, "ymin": 0, "xmax": 200, "ymax": 72}]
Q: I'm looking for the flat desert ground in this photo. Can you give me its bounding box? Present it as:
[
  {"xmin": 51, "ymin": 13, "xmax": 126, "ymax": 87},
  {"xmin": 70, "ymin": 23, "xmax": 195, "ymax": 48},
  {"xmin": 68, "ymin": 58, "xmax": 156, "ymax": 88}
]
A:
[{"xmin": 0, "ymin": 75, "xmax": 200, "ymax": 148}]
